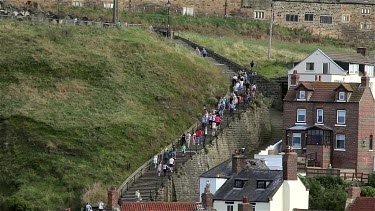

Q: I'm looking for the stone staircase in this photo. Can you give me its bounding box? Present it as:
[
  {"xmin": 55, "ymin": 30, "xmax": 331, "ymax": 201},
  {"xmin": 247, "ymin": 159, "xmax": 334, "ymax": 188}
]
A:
[{"xmin": 120, "ymin": 38, "xmax": 249, "ymax": 202}]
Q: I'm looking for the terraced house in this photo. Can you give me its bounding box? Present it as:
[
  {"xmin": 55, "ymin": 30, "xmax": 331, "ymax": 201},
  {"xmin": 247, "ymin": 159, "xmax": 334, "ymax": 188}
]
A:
[
  {"xmin": 283, "ymin": 76, "xmax": 375, "ymax": 174},
  {"xmin": 3, "ymin": 0, "xmax": 375, "ymax": 40}
]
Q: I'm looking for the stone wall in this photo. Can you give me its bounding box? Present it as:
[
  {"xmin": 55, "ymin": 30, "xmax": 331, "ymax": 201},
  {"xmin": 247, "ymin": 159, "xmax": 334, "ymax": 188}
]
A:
[{"xmin": 160, "ymin": 105, "xmax": 271, "ymax": 201}]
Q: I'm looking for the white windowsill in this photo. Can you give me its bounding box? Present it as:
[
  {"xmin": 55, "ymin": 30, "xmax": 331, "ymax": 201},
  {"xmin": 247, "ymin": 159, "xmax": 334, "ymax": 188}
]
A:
[
  {"xmin": 292, "ymin": 147, "xmax": 302, "ymax": 150},
  {"xmin": 295, "ymin": 123, "xmax": 307, "ymax": 125},
  {"xmin": 297, "ymin": 99, "xmax": 307, "ymax": 101},
  {"xmin": 336, "ymin": 100, "xmax": 346, "ymax": 102},
  {"xmin": 369, "ymin": 150, "xmax": 374, "ymax": 152},
  {"xmin": 334, "ymin": 148, "xmax": 346, "ymax": 151},
  {"xmin": 315, "ymin": 123, "xmax": 324, "ymax": 125},
  {"xmin": 335, "ymin": 124, "xmax": 346, "ymax": 127}
]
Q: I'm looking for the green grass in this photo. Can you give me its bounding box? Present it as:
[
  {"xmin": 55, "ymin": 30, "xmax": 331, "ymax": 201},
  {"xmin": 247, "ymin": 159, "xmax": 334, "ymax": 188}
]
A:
[
  {"xmin": 0, "ymin": 20, "xmax": 227, "ymax": 210},
  {"xmin": 178, "ymin": 31, "xmax": 358, "ymax": 78}
]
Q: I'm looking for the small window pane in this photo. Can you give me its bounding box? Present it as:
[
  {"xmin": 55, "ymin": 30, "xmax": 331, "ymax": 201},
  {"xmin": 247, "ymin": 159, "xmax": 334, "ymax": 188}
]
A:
[
  {"xmin": 297, "ymin": 109, "xmax": 306, "ymax": 122},
  {"xmin": 339, "ymin": 92, "xmax": 345, "ymax": 101},
  {"xmin": 304, "ymin": 14, "xmax": 313, "ymax": 21},
  {"xmin": 337, "ymin": 110, "xmax": 346, "ymax": 124},
  {"xmin": 320, "ymin": 16, "xmax": 332, "ymax": 24},
  {"xmin": 317, "ymin": 109, "xmax": 323, "ymax": 123},
  {"xmin": 323, "ymin": 63, "xmax": 329, "ymax": 74},
  {"xmin": 306, "ymin": 62, "xmax": 314, "ymax": 71},
  {"xmin": 299, "ymin": 91, "xmax": 306, "ymax": 99},
  {"xmin": 292, "ymin": 133, "xmax": 301, "ymax": 148},
  {"xmin": 336, "ymin": 134, "xmax": 345, "ymax": 149},
  {"xmin": 286, "ymin": 14, "xmax": 298, "ymax": 22}
]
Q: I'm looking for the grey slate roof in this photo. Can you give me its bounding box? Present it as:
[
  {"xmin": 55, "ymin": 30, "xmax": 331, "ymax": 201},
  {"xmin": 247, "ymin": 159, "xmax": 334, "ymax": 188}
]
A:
[
  {"xmin": 200, "ymin": 159, "xmax": 269, "ymax": 178},
  {"xmin": 213, "ymin": 170, "xmax": 283, "ymax": 202},
  {"xmin": 324, "ymin": 51, "xmax": 373, "ymax": 65}
]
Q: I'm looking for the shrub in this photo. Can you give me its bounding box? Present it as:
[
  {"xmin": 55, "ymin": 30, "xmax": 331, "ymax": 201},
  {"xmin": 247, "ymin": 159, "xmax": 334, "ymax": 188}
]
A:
[
  {"xmin": 368, "ymin": 173, "xmax": 375, "ymax": 188},
  {"xmin": 361, "ymin": 186, "xmax": 375, "ymax": 197}
]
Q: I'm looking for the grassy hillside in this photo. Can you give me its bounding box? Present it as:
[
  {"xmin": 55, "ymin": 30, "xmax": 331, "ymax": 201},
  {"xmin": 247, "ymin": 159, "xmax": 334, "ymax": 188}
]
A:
[
  {"xmin": 0, "ymin": 21, "xmax": 227, "ymax": 210},
  {"xmin": 179, "ymin": 32, "xmax": 357, "ymax": 78}
]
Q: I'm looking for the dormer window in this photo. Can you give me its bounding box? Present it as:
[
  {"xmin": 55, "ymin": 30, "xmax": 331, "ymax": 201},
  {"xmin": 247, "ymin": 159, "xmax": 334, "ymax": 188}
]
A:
[
  {"xmin": 234, "ymin": 179, "xmax": 247, "ymax": 188},
  {"xmin": 338, "ymin": 92, "xmax": 346, "ymax": 101},
  {"xmin": 257, "ymin": 180, "xmax": 271, "ymax": 189},
  {"xmin": 306, "ymin": 62, "xmax": 314, "ymax": 71},
  {"xmin": 299, "ymin": 90, "xmax": 306, "ymax": 99}
]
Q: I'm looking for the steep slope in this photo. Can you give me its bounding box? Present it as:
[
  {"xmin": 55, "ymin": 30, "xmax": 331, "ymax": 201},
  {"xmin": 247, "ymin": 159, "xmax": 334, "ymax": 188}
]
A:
[{"xmin": 0, "ymin": 21, "xmax": 227, "ymax": 210}]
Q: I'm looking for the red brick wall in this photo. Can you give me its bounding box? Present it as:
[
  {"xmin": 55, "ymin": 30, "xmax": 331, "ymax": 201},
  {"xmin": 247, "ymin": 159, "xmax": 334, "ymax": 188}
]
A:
[
  {"xmin": 357, "ymin": 88, "xmax": 375, "ymax": 174},
  {"xmin": 283, "ymin": 100, "xmax": 359, "ymax": 170},
  {"xmin": 306, "ymin": 145, "xmax": 331, "ymax": 168}
]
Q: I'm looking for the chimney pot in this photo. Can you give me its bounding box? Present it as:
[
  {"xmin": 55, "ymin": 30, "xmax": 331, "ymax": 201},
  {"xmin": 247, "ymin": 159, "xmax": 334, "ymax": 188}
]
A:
[
  {"xmin": 361, "ymin": 75, "xmax": 370, "ymax": 87},
  {"xmin": 357, "ymin": 47, "xmax": 369, "ymax": 57},
  {"xmin": 242, "ymin": 196, "xmax": 249, "ymax": 203}
]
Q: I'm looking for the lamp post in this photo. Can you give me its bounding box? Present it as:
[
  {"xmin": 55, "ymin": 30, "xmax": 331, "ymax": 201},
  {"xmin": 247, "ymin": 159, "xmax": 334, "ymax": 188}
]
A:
[
  {"xmin": 166, "ymin": 0, "xmax": 171, "ymax": 38},
  {"xmin": 223, "ymin": 0, "xmax": 228, "ymax": 17}
]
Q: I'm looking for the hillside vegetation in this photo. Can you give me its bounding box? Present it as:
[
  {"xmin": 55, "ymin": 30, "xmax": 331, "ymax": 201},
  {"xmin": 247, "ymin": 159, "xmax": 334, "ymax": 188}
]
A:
[{"xmin": 0, "ymin": 21, "xmax": 227, "ymax": 210}]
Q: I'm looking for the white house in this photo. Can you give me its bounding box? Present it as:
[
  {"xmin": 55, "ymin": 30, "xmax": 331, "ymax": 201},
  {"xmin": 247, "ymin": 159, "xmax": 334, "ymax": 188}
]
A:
[
  {"xmin": 288, "ymin": 48, "xmax": 375, "ymax": 97},
  {"xmin": 204, "ymin": 149, "xmax": 309, "ymax": 211}
]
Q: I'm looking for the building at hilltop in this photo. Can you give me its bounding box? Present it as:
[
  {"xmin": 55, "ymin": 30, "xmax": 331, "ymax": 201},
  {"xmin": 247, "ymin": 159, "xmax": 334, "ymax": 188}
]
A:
[{"xmin": 4, "ymin": 0, "xmax": 375, "ymax": 40}]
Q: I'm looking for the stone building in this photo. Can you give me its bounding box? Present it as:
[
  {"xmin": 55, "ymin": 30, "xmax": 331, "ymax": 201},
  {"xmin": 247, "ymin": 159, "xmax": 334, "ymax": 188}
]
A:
[{"xmin": 283, "ymin": 76, "xmax": 375, "ymax": 173}]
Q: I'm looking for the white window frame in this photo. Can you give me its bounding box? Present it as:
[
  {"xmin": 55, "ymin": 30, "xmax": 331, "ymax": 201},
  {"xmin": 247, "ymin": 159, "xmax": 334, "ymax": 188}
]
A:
[
  {"xmin": 360, "ymin": 22, "xmax": 372, "ymax": 30},
  {"xmin": 103, "ymin": 2, "xmax": 113, "ymax": 8},
  {"xmin": 337, "ymin": 110, "xmax": 346, "ymax": 125},
  {"xmin": 342, "ymin": 14, "xmax": 350, "ymax": 23},
  {"xmin": 320, "ymin": 16, "xmax": 333, "ymax": 24},
  {"xmin": 299, "ymin": 90, "xmax": 306, "ymax": 99},
  {"xmin": 297, "ymin": 109, "xmax": 306, "ymax": 123},
  {"xmin": 323, "ymin": 63, "xmax": 330, "ymax": 74},
  {"xmin": 254, "ymin": 11, "xmax": 265, "ymax": 19},
  {"xmin": 336, "ymin": 134, "xmax": 345, "ymax": 149},
  {"xmin": 361, "ymin": 8, "xmax": 371, "ymax": 14},
  {"xmin": 338, "ymin": 92, "xmax": 346, "ymax": 101},
  {"xmin": 292, "ymin": 133, "xmax": 302, "ymax": 149},
  {"xmin": 317, "ymin": 109, "xmax": 324, "ymax": 124},
  {"xmin": 306, "ymin": 62, "xmax": 314, "ymax": 71},
  {"xmin": 365, "ymin": 65, "xmax": 374, "ymax": 77},
  {"xmin": 226, "ymin": 204, "xmax": 234, "ymax": 211},
  {"xmin": 72, "ymin": 1, "xmax": 83, "ymax": 7},
  {"xmin": 349, "ymin": 64, "xmax": 359, "ymax": 74}
]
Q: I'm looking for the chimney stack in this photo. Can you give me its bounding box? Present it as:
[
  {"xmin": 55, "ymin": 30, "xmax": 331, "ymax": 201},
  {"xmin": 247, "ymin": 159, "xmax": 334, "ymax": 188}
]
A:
[
  {"xmin": 357, "ymin": 47, "xmax": 369, "ymax": 57},
  {"xmin": 290, "ymin": 70, "xmax": 299, "ymax": 86},
  {"xmin": 201, "ymin": 181, "xmax": 214, "ymax": 211},
  {"xmin": 107, "ymin": 186, "xmax": 120, "ymax": 210},
  {"xmin": 232, "ymin": 149, "xmax": 247, "ymax": 174},
  {"xmin": 361, "ymin": 72, "xmax": 370, "ymax": 87},
  {"xmin": 282, "ymin": 148, "xmax": 298, "ymax": 180},
  {"xmin": 238, "ymin": 197, "xmax": 252, "ymax": 211}
]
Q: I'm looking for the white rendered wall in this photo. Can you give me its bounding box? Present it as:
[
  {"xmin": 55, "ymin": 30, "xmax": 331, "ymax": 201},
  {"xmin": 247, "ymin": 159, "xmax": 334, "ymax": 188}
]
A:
[
  {"xmin": 269, "ymin": 183, "xmax": 284, "ymax": 211},
  {"xmin": 282, "ymin": 178, "xmax": 309, "ymax": 211},
  {"xmin": 213, "ymin": 200, "xmax": 241, "ymax": 211},
  {"xmin": 255, "ymin": 202, "xmax": 270, "ymax": 211}
]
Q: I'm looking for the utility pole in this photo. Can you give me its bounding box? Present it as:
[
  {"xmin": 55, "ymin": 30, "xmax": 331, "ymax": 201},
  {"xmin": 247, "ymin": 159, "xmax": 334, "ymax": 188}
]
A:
[
  {"xmin": 224, "ymin": 0, "xmax": 228, "ymax": 18},
  {"xmin": 113, "ymin": 0, "xmax": 119, "ymax": 24},
  {"xmin": 267, "ymin": 1, "xmax": 274, "ymax": 59},
  {"xmin": 166, "ymin": 0, "xmax": 171, "ymax": 38}
]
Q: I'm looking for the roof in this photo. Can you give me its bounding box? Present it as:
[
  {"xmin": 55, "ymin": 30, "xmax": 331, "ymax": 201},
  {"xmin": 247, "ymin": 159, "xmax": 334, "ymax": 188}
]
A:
[
  {"xmin": 213, "ymin": 169, "xmax": 283, "ymax": 202},
  {"xmin": 200, "ymin": 159, "xmax": 269, "ymax": 178},
  {"xmin": 348, "ymin": 197, "xmax": 375, "ymax": 211},
  {"xmin": 284, "ymin": 82, "xmax": 366, "ymax": 102},
  {"xmin": 324, "ymin": 51, "xmax": 373, "ymax": 65},
  {"xmin": 121, "ymin": 202, "xmax": 205, "ymax": 211},
  {"xmin": 286, "ymin": 124, "xmax": 332, "ymax": 131}
]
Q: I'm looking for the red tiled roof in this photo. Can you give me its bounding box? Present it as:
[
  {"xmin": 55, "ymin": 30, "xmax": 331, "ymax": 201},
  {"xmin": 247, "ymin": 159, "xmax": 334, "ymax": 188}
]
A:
[
  {"xmin": 284, "ymin": 82, "xmax": 366, "ymax": 102},
  {"xmin": 348, "ymin": 197, "xmax": 375, "ymax": 211},
  {"xmin": 121, "ymin": 202, "xmax": 205, "ymax": 211}
]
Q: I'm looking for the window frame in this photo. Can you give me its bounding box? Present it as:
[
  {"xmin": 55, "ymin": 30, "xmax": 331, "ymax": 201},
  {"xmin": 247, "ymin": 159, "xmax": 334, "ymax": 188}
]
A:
[
  {"xmin": 361, "ymin": 8, "xmax": 371, "ymax": 14},
  {"xmin": 297, "ymin": 109, "xmax": 306, "ymax": 123},
  {"xmin": 342, "ymin": 14, "xmax": 350, "ymax": 23},
  {"xmin": 317, "ymin": 109, "xmax": 324, "ymax": 124},
  {"xmin": 304, "ymin": 14, "xmax": 314, "ymax": 22},
  {"xmin": 337, "ymin": 110, "xmax": 346, "ymax": 125},
  {"xmin": 360, "ymin": 22, "xmax": 372, "ymax": 30},
  {"xmin": 323, "ymin": 63, "xmax": 329, "ymax": 74},
  {"xmin": 336, "ymin": 134, "xmax": 345, "ymax": 149},
  {"xmin": 370, "ymin": 135, "xmax": 373, "ymax": 150},
  {"xmin": 292, "ymin": 133, "xmax": 302, "ymax": 148},
  {"xmin": 286, "ymin": 14, "xmax": 298, "ymax": 22},
  {"xmin": 306, "ymin": 62, "xmax": 315, "ymax": 71},
  {"xmin": 234, "ymin": 179, "xmax": 247, "ymax": 188},
  {"xmin": 349, "ymin": 64, "xmax": 359, "ymax": 74},
  {"xmin": 320, "ymin": 16, "xmax": 333, "ymax": 24},
  {"xmin": 338, "ymin": 92, "xmax": 346, "ymax": 101},
  {"xmin": 254, "ymin": 11, "xmax": 265, "ymax": 19},
  {"xmin": 299, "ymin": 90, "xmax": 306, "ymax": 99},
  {"xmin": 365, "ymin": 65, "xmax": 374, "ymax": 77},
  {"xmin": 72, "ymin": 1, "xmax": 83, "ymax": 7}
]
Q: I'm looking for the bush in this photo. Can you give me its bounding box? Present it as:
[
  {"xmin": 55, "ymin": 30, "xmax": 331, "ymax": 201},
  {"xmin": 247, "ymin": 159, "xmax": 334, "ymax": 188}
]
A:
[
  {"xmin": 368, "ymin": 173, "xmax": 375, "ymax": 188},
  {"xmin": 361, "ymin": 186, "xmax": 375, "ymax": 197},
  {"xmin": 3, "ymin": 196, "xmax": 33, "ymax": 211}
]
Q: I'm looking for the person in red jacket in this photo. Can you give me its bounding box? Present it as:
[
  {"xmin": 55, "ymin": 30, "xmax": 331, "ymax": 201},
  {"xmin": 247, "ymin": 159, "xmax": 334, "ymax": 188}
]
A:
[
  {"xmin": 196, "ymin": 128, "xmax": 203, "ymax": 145},
  {"xmin": 215, "ymin": 115, "xmax": 221, "ymax": 130}
]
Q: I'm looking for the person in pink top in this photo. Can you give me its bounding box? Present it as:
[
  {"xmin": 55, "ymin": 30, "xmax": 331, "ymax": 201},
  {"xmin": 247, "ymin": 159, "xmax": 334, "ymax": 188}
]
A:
[{"xmin": 215, "ymin": 115, "xmax": 221, "ymax": 130}]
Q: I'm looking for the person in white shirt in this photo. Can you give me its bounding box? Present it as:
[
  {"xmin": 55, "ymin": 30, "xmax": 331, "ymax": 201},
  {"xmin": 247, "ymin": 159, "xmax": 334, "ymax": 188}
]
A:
[
  {"xmin": 85, "ymin": 203, "xmax": 92, "ymax": 211},
  {"xmin": 169, "ymin": 157, "xmax": 175, "ymax": 173},
  {"xmin": 98, "ymin": 200, "xmax": 104, "ymax": 211}
]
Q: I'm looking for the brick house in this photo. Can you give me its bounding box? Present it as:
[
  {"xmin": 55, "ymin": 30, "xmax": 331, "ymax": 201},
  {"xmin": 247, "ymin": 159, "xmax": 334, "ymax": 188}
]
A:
[{"xmin": 283, "ymin": 76, "xmax": 375, "ymax": 173}]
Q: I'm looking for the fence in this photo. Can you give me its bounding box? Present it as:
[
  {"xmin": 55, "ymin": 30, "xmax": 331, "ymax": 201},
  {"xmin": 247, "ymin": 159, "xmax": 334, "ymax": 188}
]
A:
[{"xmin": 306, "ymin": 167, "xmax": 370, "ymax": 184}]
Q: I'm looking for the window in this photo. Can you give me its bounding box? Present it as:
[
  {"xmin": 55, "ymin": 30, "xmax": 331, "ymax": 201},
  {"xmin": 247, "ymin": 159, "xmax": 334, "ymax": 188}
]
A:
[
  {"xmin": 72, "ymin": 1, "xmax": 83, "ymax": 7},
  {"xmin": 254, "ymin": 11, "xmax": 265, "ymax": 19},
  {"xmin": 241, "ymin": 0, "xmax": 251, "ymax": 8},
  {"xmin": 365, "ymin": 65, "xmax": 374, "ymax": 77},
  {"xmin": 342, "ymin": 14, "xmax": 350, "ymax": 23},
  {"xmin": 297, "ymin": 109, "xmax": 306, "ymax": 122},
  {"xmin": 299, "ymin": 90, "xmax": 306, "ymax": 99},
  {"xmin": 234, "ymin": 179, "xmax": 247, "ymax": 188},
  {"xmin": 320, "ymin": 16, "xmax": 333, "ymax": 24},
  {"xmin": 361, "ymin": 8, "xmax": 371, "ymax": 14},
  {"xmin": 305, "ymin": 14, "xmax": 314, "ymax": 21},
  {"xmin": 226, "ymin": 205, "xmax": 234, "ymax": 211},
  {"xmin": 257, "ymin": 180, "xmax": 271, "ymax": 189},
  {"xmin": 370, "ymin": 135, "xmax": 373, "ymax": 150},
  {"xmin": 306, "ymin": 62, "xmax": 314, "ymax": 71},
  {"xmin": 292, "ymin": 133, "xmax": 302, "ymax": 148},
  {"xmin": 337, "ymin": 110, "xmax": 346, "ymax": 124},
  {"xmin": 182, "ymin": 7, "xmax": 194, "ymax": 16},
  {"xmin": 349, "ymin": 64, "xmax": 359, "ymax": 74},
  {"xmin": 336, "ymin": 134, "xmax": 345, "ymax": 149},
  {"xmin": 360, "ymin": 22, "xmax": 372, "ymax": 30},
  {"xmin": 317, "ymin": 109, "xmax": 323, "ymax": 123},
  {"xmin": 323, "ymin": 63, "xmax": 329, "ymax": 74},
  {"xmin": 338, "ymin": 92, "xmax": 346, "ymax": 101},
  {"xmin": 286, "ymin": 14, "xmax": 298, "ymax": 22},
  {"xmin": 225, "ymin": 202, "xmax": 234, "ymax": 211},
  {"xmin": 103, "ymin": 3, "xmax": 113, "ymax": 8}
]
